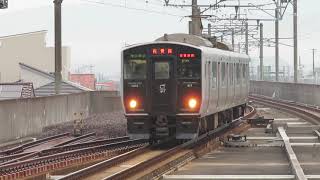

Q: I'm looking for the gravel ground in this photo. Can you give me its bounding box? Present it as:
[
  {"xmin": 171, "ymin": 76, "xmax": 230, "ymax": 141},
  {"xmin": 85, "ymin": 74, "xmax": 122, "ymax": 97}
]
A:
[{"xmin": 40, "ymin": 111, "xmax": 127, "ymax": 139}]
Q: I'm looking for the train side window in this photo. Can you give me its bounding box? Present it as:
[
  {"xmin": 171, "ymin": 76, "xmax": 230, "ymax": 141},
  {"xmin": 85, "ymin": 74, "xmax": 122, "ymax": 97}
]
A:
[
  {"xmin": 242, "ymin": 64, "xmax": 246, "ymax": 83},
  {"xmin": 211, "ymin": 62, "xmax": 217, "ymax": 88},
  {"xmin": 236, "ymin": 63, "xmax": 240, "ymax": 84},
  {"xmin": 246, "ymin": 64, "xmax": 250, "ymax": 82},
  {"xmin": 229, "ymin": 63, "xmax": 233, "ymax": 85},
  {"xmin": 221, "ymin": 62, "xmax": 226, "ymax": 86}
]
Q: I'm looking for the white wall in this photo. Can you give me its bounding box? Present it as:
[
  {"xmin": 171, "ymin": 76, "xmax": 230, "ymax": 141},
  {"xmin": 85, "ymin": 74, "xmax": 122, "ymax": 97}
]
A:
[{"xmin": 0, "ymin": 31, "xmax": 70, "ymax": 83}]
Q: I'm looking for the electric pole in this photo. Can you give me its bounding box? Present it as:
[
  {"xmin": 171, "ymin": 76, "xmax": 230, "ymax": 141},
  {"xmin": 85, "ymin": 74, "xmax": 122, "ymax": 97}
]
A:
[
  {"xmin": 232, "ymin": 28, "xmax": 235, "ymax": 51},
  {"xmin": 260, "ymin": 23, "xmax": 264, "ymax": 80},
  {"xmin": 54, "ymin": 0, "xmax": 63, "ymax": 94},
  {"xmin": 293, "ymin": 0, "xmax": 298, "ymax": 83},
  {"xmin": 312, "ymin": 48, "xmax": 316, "ymax": 81},
  {"xmin": 245, "ymin": 22, "xmax": 249, "ymax": 55},
  {"xmin": 208, "ymin": 23, "xmax": 212, "ymax": 37},
  {"xmin": 190, "ymin": 0, "xmax": 201, "ymax": 36},
  {"xmin": 275, "ymin": 8, "xmax": 279, "ymax": 82}
]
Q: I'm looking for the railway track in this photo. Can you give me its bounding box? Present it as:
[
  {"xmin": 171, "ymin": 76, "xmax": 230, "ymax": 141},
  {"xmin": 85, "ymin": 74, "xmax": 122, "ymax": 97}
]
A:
[
  {"xmin": 249, "ymin": 95, "xmax": 320, "ymax": 125},
  {"xmin": 0, "ymin": 135, "xmax": 129, "ymax": 166},
  {"xmin": 57, "ymin": 106, "xmax": 256, "ymax": 180},
  {"xmin": 0, "ymin": 137, "xmax": 145, "ymax": 180},
  {"xmin": 0, "ymin": 133, "xmax": 70, "ymax": 156}
]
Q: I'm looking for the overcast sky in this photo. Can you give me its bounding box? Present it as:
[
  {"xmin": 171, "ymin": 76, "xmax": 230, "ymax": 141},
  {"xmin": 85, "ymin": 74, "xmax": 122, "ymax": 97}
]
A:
[{"xmin": 0, "ymin": 0, "xmax": 319, "ymax": 79}]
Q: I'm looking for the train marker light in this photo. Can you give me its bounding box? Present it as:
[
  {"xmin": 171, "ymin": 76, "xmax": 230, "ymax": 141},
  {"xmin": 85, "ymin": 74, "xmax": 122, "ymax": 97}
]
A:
[
  {"xmin": 168, "ymin": 48, "xmax": 173, "ymax": 54},
  {"xmin": 129, "ymin": 99, "xmax": 137, "ymax": 109},
  {"xmin": 188, "ymin": 98, "xmax": 197, "ymax": 109},
  {"xmin": 152, "ymin": 49, "xmax": 158, "ymax": 55},
  {"xmin": 160, "ymin": 48, "xmax": 165, "ymax": 54}
]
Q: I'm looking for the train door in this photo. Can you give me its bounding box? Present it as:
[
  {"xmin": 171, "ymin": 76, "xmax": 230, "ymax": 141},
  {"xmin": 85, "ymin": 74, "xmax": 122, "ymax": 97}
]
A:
[{"xmin": 151, "ymin": 58, "xmax": 175, "ymax": 114}]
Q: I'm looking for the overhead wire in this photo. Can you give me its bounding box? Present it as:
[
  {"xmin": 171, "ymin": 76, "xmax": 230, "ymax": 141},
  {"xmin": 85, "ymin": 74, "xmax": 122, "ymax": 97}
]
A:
[{"xmin": 79, "ymin": 0, "xmax": 186, "ymax": 17}]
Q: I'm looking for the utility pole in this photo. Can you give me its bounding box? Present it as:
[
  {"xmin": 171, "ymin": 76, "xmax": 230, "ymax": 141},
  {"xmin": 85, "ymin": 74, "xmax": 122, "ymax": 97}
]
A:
[
  {"xmin": 275, "ymin": 8, "xmax": 279, "ymax": 82},
  {"xmin": 54, "ymin": 0, "xmax": 63, "ymax": 94},
  {"xmin": 293, "ymin": 0, "xmax": 298, "ymax": 83},
  {"xmin": 232, "ymin": 28, "xmax": 235, "ymax": 51},
  {"xmin": 260, "ymin": 23, "xmax": 264, "ymax": 80},
  {"xmin": 208, "ymin": 23, "xmax": 212, "ymax": 37},
  {"xmin": 245, "ymin": 22, "xmax": 249, "ymax": 55},
  {"xmin": 190, "ymin": 0, "xmax": 201, "ymax": 36},
  {"xmin": 312, "ymin": 49, "xmax": 316, "ymax": 81}
]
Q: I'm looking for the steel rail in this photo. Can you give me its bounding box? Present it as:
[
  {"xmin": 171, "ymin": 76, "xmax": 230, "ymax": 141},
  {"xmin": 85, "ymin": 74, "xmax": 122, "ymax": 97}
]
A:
[
  {"xmin": 59, "ymin": 106, "xmax": 256, "ymax": 180},
  {"xmin": 0, "ymin": 133, "xmax": 70, "ymax": 156},
  {"xmin": 249, "ymin": 95, "xmax": 320, "ymax": 125},
  {"xmin": 0, "ymin": 136, "xmax": 130, "ymax": 166},
  {"xmin": 53, "ymin": 132, "xmax": 96, "ymax": 147},
  {"xmin": 0, "ymin": 139, "xmax": 147, "ymax": 177}
]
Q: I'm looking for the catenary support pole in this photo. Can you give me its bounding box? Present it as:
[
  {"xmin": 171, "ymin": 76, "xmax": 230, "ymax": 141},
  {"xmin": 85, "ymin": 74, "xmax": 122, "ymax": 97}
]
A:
[
  {"xmin": 260, "ymin": 23, "xmax": 264, "ymax": 80},
  {"xmin": 54, "ymin": 0, "xmax": 63, "ymax": 94},
  {"xmin": 275, "ymin": 9, "xmax": 279, "ymax": 82},
  {"xmin": 293, "ymin": 0, "xmax": 298, "ymax": 83}
]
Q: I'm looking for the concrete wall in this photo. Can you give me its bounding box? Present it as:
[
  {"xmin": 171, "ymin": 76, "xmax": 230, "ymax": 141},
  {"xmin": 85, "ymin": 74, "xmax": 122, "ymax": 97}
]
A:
[
  {"xmin": 0, "ymin": 91, "xmax": 122, "ymax": 143},
  {"xmin": 250, "ymin": 80, "xmax": 320, "ymax": 106}
]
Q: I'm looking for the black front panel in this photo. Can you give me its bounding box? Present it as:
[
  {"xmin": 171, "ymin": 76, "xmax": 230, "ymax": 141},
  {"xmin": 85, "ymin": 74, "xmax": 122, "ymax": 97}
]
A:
[
  {"xmin": 123, "ymin": 43, "xmax": 201, "ymax": 115},
  {"xmin": 151, "ymin": 58, "xmax": 174, "ymax": 114}
]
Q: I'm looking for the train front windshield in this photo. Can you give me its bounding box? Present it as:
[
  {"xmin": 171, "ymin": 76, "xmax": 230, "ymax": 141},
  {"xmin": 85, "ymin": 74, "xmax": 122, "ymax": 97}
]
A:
[
  {"xmin": 122, "ymin": 43, "xmax": 201, "ymax": 114},
  {"xmin": 124, "ymin": 59, "xmax": 147, "ymax": 79}
]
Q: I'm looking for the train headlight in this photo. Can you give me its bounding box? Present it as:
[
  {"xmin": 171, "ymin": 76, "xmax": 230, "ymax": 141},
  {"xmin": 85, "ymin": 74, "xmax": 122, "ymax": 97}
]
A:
[
  {"xmin": 129, "ymin": 99, "xmax": 137, "ymax": 109},
  {"xmin": 188, "ymin": 98, "xmax": 197, "ymax": 109}
]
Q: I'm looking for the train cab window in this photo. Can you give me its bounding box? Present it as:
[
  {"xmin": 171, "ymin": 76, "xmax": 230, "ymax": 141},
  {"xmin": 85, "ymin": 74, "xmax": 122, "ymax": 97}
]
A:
[
  {"xmin": 211, "ymin": 62, "xmax": 217, "ymax": 88},
  {"xmin": 178, "ymin": 60, "xmax": 200, "ymax": 79},
  {"xmin": 221, "ymin": 62, "xmax": 226, "ymax": 86},
  {"xmin": 124, "ymin": 59, "xmax": 147, "ymax": 79},
  {"xmin": 155, "ymin": 62, "xmax": 170, "ymax": 79}
]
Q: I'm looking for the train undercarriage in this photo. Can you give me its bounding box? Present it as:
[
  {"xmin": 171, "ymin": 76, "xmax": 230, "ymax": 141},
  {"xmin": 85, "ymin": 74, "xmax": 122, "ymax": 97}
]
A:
[{"xmin": 127, "ymin": 104, "xmax": 246, "ymax": 143}]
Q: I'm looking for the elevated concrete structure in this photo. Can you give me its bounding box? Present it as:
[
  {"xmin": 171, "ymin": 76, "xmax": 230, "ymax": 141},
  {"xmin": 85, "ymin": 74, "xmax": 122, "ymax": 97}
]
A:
[
  {"xmin": 0, "ymin": 91, "xmax": 121, "ymax": 143},
  {"xmin": 278, "ymin": 127, "xmax": 307, "ymax": 180},
  {"xmin": 250, "ymin": 80, "xmax": 320, "ymax": 107}
]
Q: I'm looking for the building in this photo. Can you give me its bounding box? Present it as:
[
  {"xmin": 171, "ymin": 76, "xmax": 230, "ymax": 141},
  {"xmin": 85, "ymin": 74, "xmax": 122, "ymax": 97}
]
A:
[
  {"xmin": 69, "ymin": 74, "xmax": 96, "ymax": 90},
  {"xmin": 0, "ymin": 30, "xmax": 70, "ymax": 83},
  {"xmin": 0, "ymin": 83, "xmax": 35, "ymax": 100},
  {"xmin": 96, "ymin": 81, "xmax": 119, "ymax": 91},
  {"xmin": 19, "ymin": 63, "xmax": 90, "ymax": 97}
]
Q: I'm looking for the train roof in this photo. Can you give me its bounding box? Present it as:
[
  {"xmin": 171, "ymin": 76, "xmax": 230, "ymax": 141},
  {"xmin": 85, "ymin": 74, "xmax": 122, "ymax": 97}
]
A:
[{"xmin": 122, "ymin": 40, "xmax": 249, "ymax": 62}]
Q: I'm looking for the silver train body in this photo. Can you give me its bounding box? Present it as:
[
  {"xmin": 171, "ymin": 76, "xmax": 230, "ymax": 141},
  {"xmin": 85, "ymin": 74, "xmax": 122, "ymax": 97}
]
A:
[{"xmin": 121, "ymin": 35, "xmax": 250, "ymax": 141}]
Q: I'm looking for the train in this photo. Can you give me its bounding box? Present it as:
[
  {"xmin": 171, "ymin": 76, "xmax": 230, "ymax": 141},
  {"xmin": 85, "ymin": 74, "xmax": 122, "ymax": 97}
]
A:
[{"xmin": 120, "ymin": 33, "xmax": 250, "ymax": 142}]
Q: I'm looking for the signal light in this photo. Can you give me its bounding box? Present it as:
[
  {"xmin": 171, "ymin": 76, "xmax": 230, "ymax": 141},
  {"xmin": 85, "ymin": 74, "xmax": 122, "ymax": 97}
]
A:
[
  {"xmin": 129, "ymin": 99, "xmax": 137, "ymax": 109},
  {"xmin": 188, "ymin": 98, "xmax": 197, "ymax": 109}
]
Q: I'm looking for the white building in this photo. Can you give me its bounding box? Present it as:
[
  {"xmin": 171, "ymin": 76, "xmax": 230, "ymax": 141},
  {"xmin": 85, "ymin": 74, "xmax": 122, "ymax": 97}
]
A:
[{"xmin": 0, "ymin": 30, "xmax": 70, "ymax": 83}]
